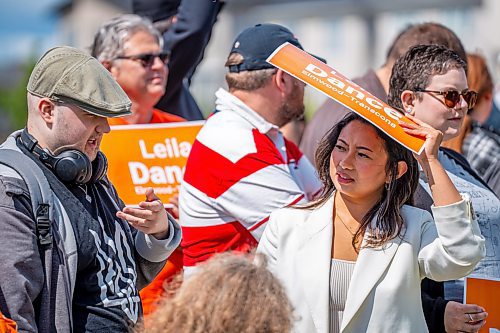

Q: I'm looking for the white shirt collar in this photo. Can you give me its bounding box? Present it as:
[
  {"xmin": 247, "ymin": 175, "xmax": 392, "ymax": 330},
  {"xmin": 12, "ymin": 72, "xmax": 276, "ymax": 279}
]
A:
[{"xmin": 215, "ymin": 88, "xmax": 279, "ymax": 135}]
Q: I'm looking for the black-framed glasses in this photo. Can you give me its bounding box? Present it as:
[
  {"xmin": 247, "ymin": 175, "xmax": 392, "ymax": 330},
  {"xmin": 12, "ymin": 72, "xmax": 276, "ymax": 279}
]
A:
[
  {"xmin": 414, "ymin": 89, "xmax": 478, "ymax": 109},
  {"xmin": 115, "ymin": 51, "xmax": 170, "ymax": 67}
]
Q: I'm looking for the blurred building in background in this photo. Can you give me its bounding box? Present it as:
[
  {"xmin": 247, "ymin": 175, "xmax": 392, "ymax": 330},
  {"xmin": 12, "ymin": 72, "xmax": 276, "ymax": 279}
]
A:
[
  {"xmin": 56, "ymin": 0, "xmax": 130, "ymax": 50},
  {"xmin": 192, "ymin": 0, "xmax": 493, "ymax": 117},
  {"xmin": 1, "ymin": 0, "xmax": 499, "ymax": 134}
]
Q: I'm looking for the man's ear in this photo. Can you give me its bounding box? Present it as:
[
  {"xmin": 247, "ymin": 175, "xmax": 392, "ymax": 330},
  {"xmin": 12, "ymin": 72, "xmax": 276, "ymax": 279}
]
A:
[
  {"xmin": 101, "ymin": 60, "xmax": 112, "ymax": 71},
  {"xmin": 274, "ymin": 69, "xmax": 293, "ymax": 95},
  {"xmin": 38, "ymin": 98, "xmax": 56, "ymax": 124},
  {"xmin": 401, "ymin": 90, "xmax": 416, "ymax": 115},
  {"xmin": 104, "ymin": 61, "xmax": 120, "ymax": 79}
]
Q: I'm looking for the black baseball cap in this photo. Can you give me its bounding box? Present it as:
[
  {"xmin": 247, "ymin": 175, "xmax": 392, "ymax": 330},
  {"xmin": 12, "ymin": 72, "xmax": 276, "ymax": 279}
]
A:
[{"xmin": 227, "ymin": 23, "xmax": 325, "ymax": 73}]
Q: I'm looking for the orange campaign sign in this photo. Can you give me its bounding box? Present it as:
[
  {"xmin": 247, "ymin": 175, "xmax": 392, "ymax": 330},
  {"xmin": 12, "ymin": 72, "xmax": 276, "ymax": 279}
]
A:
[
  {"xmin": 100, "ymin": 121, "xmax": 204, "ymax": 206},
  {"xmin": 465, "ymin": 276, "xmax": 500, "ymax": 332},
  {"xmin": 267, "ymin": 42, "xmax": 426, "ymax": 154}
]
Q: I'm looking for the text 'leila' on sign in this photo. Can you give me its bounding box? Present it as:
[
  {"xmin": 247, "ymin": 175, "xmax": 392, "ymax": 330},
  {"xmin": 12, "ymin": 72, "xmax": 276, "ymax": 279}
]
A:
[{"xmin": 100, "ymin": 121, "xmax": 204, "ymax": 206}]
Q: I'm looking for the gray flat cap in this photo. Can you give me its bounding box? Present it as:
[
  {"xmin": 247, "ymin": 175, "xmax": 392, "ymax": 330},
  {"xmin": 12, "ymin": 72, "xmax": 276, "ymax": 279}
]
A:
[{"xmin": 27, "ymin": 46, "xmax": 131, "ymax": 118}]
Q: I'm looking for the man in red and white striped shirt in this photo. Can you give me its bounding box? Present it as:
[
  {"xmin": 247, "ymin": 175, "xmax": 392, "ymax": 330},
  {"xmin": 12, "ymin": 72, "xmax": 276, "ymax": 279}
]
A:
[{"xmin": 179, "ymin": 23, "xmax": 322, "ymax": 274}]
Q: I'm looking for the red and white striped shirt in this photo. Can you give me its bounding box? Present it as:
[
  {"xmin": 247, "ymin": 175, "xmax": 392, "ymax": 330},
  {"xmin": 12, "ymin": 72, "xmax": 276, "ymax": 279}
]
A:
[{"xmin": 179, "ymin": 88, "xmax": 322, "ymax": 270}]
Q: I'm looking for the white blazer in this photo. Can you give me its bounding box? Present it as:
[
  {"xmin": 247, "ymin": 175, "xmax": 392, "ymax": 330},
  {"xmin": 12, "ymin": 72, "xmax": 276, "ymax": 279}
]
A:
[{"xmin": 257, "ymin": 194, "xmax": 485, "ymax": 333}]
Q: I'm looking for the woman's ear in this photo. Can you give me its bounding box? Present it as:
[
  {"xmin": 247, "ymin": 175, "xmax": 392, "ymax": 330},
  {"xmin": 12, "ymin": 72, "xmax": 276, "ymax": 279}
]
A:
[
  {"xmin": 483, "ymin": 90, "xmax": 493, "ymax": 102},
  {"xmin": 395, "ymin": 161, "xmax": 408, "ymax": 180},
  {"xmin": 401, "ymin": 90, "xmax": 416, "ymax": 115},
  {"xmin": 386, "ymin": 161, "xmax": 408, "ymax": 186}
]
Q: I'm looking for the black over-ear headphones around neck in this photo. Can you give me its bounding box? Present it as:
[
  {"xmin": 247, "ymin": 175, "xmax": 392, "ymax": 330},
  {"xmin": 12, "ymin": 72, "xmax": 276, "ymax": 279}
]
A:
[{"xmin": 19, "ymin": 129, "xmax": 107, "ymax": 186}]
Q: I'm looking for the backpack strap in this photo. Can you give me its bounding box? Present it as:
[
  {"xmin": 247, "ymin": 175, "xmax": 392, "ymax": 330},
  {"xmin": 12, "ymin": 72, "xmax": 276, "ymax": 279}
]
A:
[
  {"xmin": 0, "ymin": 149, "xmax": 54, "ymax": 247},
  {"xmin": 0, "ymin": 137, "xmax": 74, "ymax": 332}
]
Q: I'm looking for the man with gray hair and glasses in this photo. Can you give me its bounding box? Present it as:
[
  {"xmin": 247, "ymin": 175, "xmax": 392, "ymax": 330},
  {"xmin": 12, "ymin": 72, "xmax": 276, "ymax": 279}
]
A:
[{"xmin": 91, "ymin": 14, "xmax": 186, "ymax": 126}]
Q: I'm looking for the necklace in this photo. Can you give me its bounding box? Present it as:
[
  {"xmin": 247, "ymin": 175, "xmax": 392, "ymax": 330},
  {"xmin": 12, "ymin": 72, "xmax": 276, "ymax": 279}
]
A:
[
  {"xmin": 77, "ymin": 184, "xmax": 92, "ymax": 203},
  {"xmin": 335, "ymin": 213, "xmax": 357, "ymax": 236}
]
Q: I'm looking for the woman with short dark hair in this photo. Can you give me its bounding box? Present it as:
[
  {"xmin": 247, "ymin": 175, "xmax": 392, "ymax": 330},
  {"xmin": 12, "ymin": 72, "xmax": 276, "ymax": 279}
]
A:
[{"xmin": 389, "ymin": 44, "xmax": 499, "ymax": 333}]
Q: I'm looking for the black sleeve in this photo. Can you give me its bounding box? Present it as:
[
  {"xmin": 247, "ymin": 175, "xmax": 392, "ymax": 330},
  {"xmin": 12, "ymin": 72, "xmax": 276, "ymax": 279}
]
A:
[
  {"xmin": 421, "ymin": 278, "xmax": 449, "ymax": 333},
  {"xmin": 155, "ymin": 0, "xmax": 224, "ymax": 116},
  {"xmin": 135, "ymin": 256, "xmax": 167, "ymax": 291}
]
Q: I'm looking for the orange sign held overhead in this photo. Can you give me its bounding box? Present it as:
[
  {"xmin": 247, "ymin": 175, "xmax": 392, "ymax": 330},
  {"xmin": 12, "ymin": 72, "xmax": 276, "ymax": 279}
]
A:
[
  {"xmin": 267, "ymin": 42, "xmax": 425, "ymax": 154},
  {"xmin": 100, "ymin": 121, "xmax": 204, "ymax": 206},
  {"xmin": 465, "ymin": 276, "xmax": 500, "ymax": 333}
]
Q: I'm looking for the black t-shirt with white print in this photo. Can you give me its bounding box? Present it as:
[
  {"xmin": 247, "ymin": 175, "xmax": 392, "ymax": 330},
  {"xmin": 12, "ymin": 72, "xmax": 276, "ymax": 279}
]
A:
[{"xmin": 70, "ymin": 182, "xmax": 141, "ymax": 333}]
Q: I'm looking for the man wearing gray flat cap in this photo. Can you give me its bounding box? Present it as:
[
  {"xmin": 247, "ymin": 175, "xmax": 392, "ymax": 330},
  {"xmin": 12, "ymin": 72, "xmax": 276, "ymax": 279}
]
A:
[{"xmin": 0, "ymin": 46, "xmax": 181, "ymax": 333}]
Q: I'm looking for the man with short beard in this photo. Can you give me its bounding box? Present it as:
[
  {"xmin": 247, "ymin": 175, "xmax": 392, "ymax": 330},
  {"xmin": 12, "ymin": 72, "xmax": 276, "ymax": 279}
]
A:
[{"xmin": 178, "ymin": 23, "xmax": 322, "ymax": 275}]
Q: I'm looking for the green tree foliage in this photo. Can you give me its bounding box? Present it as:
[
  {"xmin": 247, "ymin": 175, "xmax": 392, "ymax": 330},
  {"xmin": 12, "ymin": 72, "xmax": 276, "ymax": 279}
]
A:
[{"xmin": 0, "ymin": 58, "xmax": 36, "ymax": 132}]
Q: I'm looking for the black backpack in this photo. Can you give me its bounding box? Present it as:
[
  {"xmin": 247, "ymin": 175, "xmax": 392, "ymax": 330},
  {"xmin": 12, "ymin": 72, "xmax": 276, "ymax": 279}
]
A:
[{"xmin": 0, "ymin": 148, "xmax": 53, "ymax": 247}]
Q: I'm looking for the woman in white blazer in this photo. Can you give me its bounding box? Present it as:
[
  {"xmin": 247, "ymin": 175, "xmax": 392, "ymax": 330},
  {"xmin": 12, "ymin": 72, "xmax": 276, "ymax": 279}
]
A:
[{"xmin": 257, "ymin": 112, "xmax": 485, "ymax": 333}]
